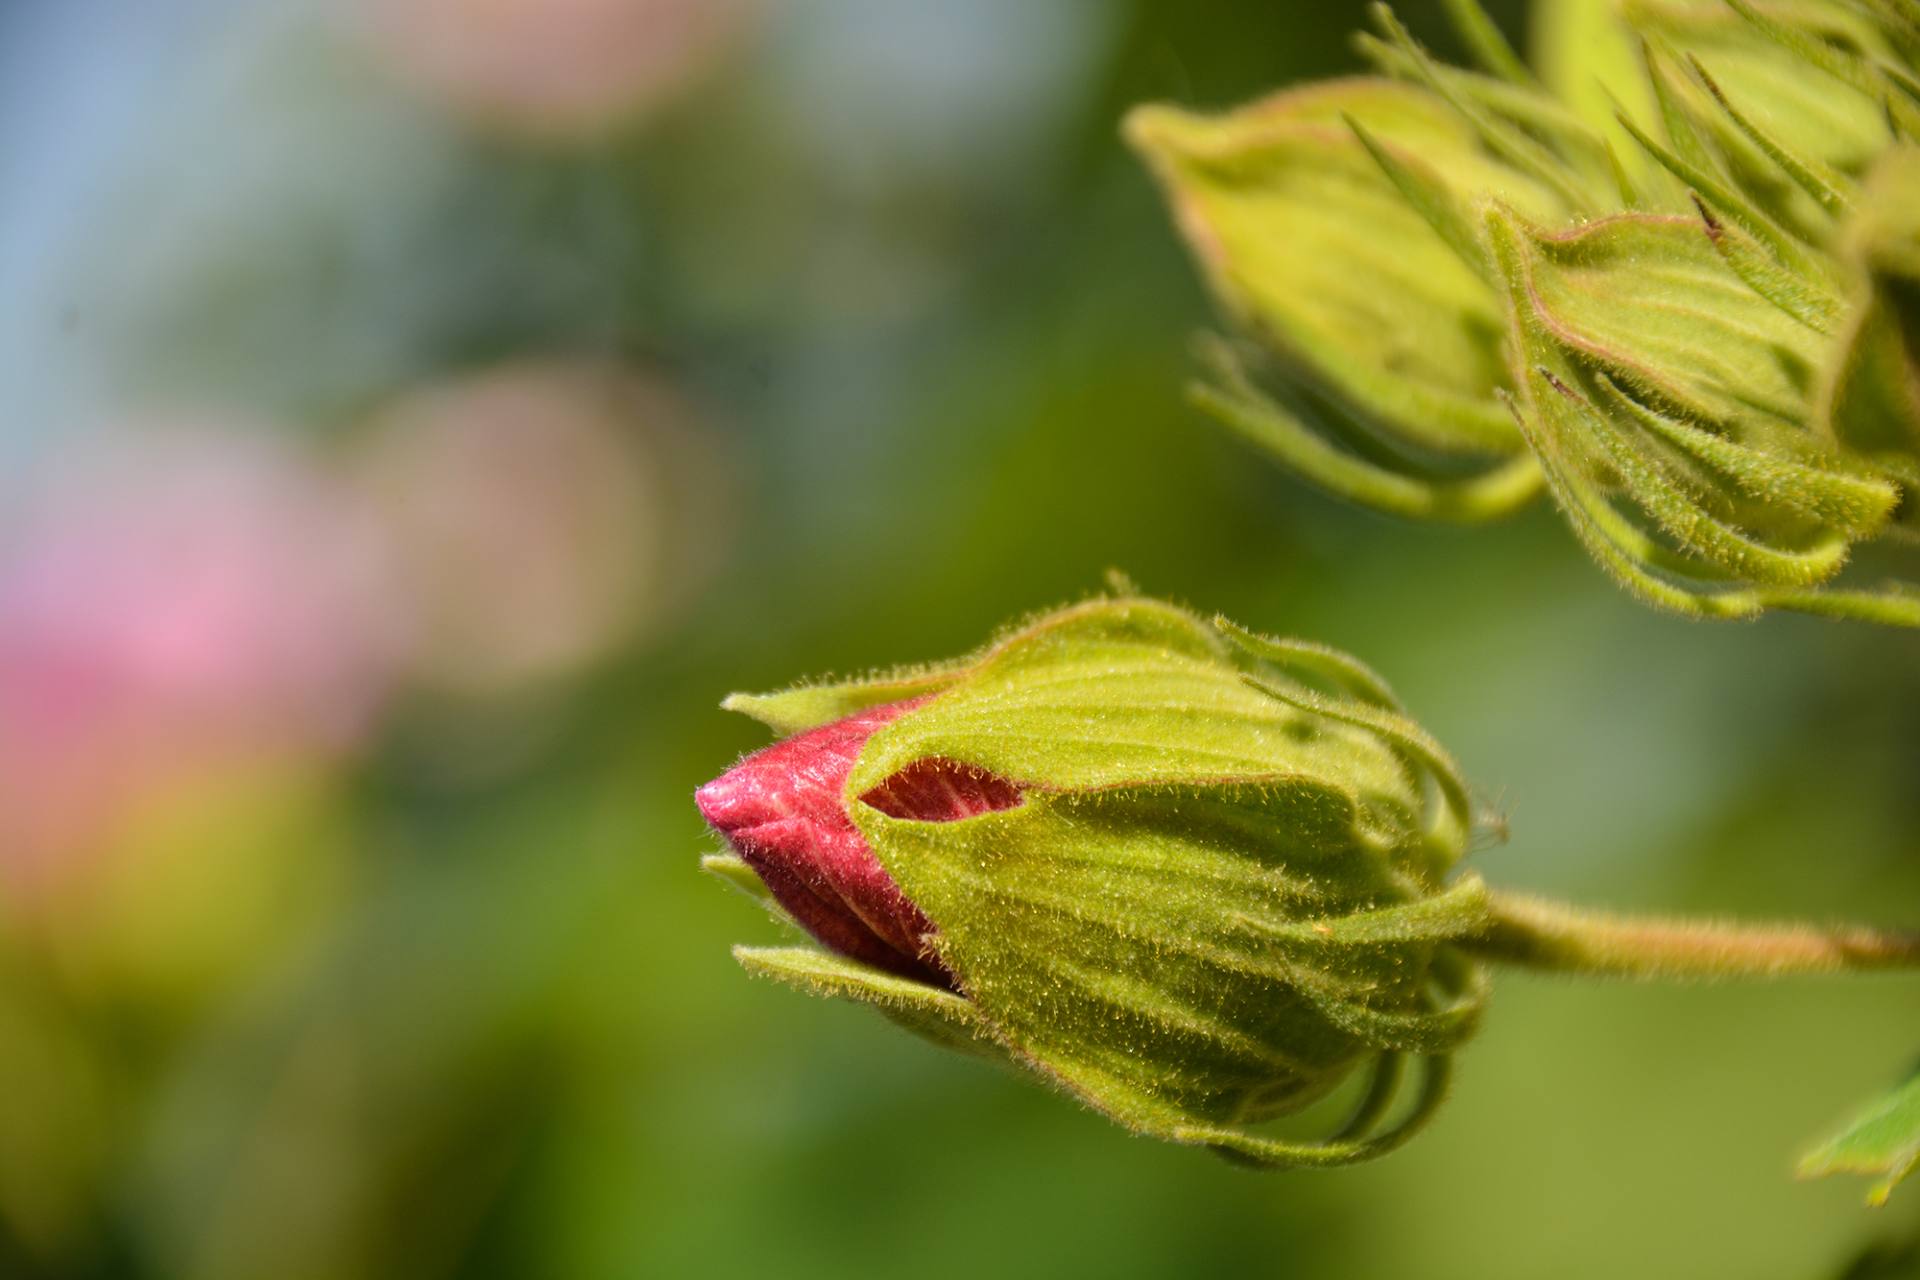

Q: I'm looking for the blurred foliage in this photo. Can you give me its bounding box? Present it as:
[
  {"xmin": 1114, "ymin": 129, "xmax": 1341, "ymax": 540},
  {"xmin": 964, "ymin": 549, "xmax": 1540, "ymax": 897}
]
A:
[
  {"xmin": 0, "ymin": 1, "xmax": 1913, "ymax": 1278},
  {"xmin": 1804, "ymin": 1068, "xmax": 1920, "ymax": 1208}
]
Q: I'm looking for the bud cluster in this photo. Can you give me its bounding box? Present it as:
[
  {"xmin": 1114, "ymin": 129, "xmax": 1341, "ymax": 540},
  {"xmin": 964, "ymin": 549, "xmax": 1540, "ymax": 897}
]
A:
[{"xmin": 1129, "ymin": 0, "xmax": 1920, "ymax": 624}]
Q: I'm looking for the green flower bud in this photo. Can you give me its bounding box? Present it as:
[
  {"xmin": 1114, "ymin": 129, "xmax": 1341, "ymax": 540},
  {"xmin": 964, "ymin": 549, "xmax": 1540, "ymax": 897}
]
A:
[
  {"xmin": 702, "ymin": 595, "xmax": 1493, "ymax": 1167},
  {"xmin": 1124, "ymin": 70, "xmax": 1564, "ymax": 523},
  {"xmin": 1135, "ymin": 0, "xmax": 1920, "ymax": 625}
]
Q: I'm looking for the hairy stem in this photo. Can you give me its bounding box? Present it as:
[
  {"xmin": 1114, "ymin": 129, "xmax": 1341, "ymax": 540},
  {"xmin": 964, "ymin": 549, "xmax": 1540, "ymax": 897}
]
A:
[{"xmin": 1468, "ymin": 889, "xmax": 1920, "ymax": 979}]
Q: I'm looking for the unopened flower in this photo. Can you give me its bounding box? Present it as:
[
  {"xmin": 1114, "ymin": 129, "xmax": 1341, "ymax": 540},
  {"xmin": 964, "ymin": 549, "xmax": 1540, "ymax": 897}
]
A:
[
  {"xmin": 1133, "ymin": 0, "xmax": 1920, "ymax": 625},
  {"xmin": 699, "ymin": 595, "xmax": 1492, "ymax": 1166},
  {"xmin": 1124, "ymin": 75, "xmax": 1564, "ymax": 522}
]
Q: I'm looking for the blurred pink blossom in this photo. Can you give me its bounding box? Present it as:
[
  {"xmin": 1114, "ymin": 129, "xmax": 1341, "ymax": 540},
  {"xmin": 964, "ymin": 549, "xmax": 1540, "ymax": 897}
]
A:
[
  {"xmin": 0, "ymin": 429, "xmax": 405, "ymax": 893},
  {"xmin": 362, "ymin": 0, "xmax": 753, "ymax": 139},
  {"xmin": 353, "ymin": 360, "xmax": 706, "ymax": 699}
]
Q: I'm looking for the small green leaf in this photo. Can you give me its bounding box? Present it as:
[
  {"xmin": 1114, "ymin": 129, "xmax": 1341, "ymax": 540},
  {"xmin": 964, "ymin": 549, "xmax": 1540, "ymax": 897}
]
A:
[
  {"xmin": 860, "ymin": 783, "xmax": 1483, "ymax": 1131},
  {"xmin": 1800, "ymin": 1069, "xmax": 1920, "ymax": 1205}
]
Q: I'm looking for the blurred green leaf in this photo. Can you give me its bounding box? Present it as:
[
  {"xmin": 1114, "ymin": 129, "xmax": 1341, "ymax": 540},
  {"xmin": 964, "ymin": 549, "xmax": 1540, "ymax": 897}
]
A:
[{"xmin": 1801, "ymin": 1069, "xmax": 1920, "ymax": 1206}]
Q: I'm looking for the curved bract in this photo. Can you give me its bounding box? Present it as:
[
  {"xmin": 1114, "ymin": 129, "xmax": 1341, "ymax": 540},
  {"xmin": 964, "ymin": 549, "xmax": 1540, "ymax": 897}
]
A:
[
  {"xmin": 706, "ymin": 596, "xmax": 1496, "ymax": 1167},
  {"xmin": 1134, "ymin": 0, "xmax": 1920, "ymax": 624}
]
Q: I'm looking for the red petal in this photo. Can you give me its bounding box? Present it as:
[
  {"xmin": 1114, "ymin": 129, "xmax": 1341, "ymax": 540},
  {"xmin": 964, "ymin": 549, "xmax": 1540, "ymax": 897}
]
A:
[
  {"xmin": 696, "ymin": 699, "xmax": 950, "ymax": 985},
  {"xmin": 859, "ymin": 756, "xmax": 1024, "ymax": 822}
]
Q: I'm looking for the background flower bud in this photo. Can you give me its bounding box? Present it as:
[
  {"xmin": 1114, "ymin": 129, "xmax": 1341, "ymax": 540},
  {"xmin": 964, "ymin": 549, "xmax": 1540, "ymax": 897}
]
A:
[
  {"xmin": 703, "ymin": 595, "xmax": 1493, "ymax": 1167},
  {"xmin": 1125, "ymin": 76, "xmax": 1562, "ymax": 522},
  {"xmin": 1137, "ymin": 1, "xmax": 1920, "ymax": 624}
]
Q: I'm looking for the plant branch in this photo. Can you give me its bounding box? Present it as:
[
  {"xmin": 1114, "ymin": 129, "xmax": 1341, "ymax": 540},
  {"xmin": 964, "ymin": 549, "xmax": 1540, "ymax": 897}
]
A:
[{"xmin": 1467, "ymin": 889, "xmax": 1920, "ymax": 979}]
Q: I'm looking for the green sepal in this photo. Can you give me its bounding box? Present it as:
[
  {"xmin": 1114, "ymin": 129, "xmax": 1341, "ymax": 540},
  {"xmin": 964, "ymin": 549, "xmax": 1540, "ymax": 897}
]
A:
[
  {"xmin": 720, "ymin": 664, "xmax": 972, "ymax": 736},
  {"xmin": 1125, "ymin": 77, "xmax": 1559, "ymax": 465},
  {"xmin": 700, "ymin": 852, "xmax": 775, "ymax": 906},
  {"xmin": 1483, "ymin": 202, "xmax": 1914, "ymax": 615},
  {"xmin": 847, "ymin": 598, "xmax": 1430, "ymax": 843},
  {"xmin": 1799, "ymin": 1068, "xmax": 1920, "ymax": 1205},
  {"xmin": 733, "ymin": 946, "xmax": 1003, "ymax": 1061},
  {"xmin": 855, "ymin": 784, "xmax": 1485, "ymax": 1130},
  {"xmin": 1174, "ymin": 1053, "xmax": 1453, "ymax": 1169},
  {"xmin": 1357, "ymin": 6, "xmax": 1611, "ymax": 208},
  {"xmin": 1209, "ymin": 617, "xmax": 1402, "ymax": 709},
  {"xmin": 1187, "ymin": 338, "xmax": 1543, "ymax": 524},
  {"xmin": 1531, "ymin": 0, "xmax": 1656, "ymax": 173},
  {"xmin": 1828, "ymin": 146, "xmax": 1920, "ymax": 461},
  {"xmin": 1637, "ymin": 0, "xmax": 1901, "ymax": 175},
  {"xmin": 1721, "ymin": 0, "xmax": 1920, "ymax": 141},
  {"xmin": 1488, "ymin": 203, "xmax": 1828, "ymax": 435}
]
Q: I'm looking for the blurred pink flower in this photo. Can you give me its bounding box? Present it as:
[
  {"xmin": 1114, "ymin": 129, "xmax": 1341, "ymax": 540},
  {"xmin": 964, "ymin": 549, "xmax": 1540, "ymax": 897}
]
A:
[
  {"xmin": 362, "ymin": 0, "xmax": 753, "ymax": 139},
  {"xmin": 353, "ymin": 360, "xmax": 713, "ymax": 699},
  {"xmin": 0, "ymin": 429, "xmax": 405, "ymax": 893}
]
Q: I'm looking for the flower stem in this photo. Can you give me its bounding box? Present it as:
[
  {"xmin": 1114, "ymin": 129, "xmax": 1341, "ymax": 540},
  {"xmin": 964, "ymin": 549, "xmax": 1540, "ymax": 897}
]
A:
[{"xmin": 1469, "ymin": 889, "xmax": 1920, "ymax": 980}]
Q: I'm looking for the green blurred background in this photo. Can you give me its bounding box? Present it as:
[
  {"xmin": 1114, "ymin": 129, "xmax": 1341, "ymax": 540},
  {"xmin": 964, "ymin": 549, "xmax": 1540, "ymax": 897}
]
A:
[{"xmin": 0, "ymin": 1, "xmax": 1916, "ymax": 1276}]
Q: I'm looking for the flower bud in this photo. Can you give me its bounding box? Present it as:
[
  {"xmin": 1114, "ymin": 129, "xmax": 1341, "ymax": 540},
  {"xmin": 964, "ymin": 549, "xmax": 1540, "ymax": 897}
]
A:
[
  {"xmin": 699, "ymin": 596, "xmax": 1493, "ymax": 1166},
  {"xmin": 1123, "ymin": 17, "xmax": 1606, "ymax": 522},
  {"xmin": 1136, "ymin": 2, "xmax": 1920, "ymax": 624}
]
